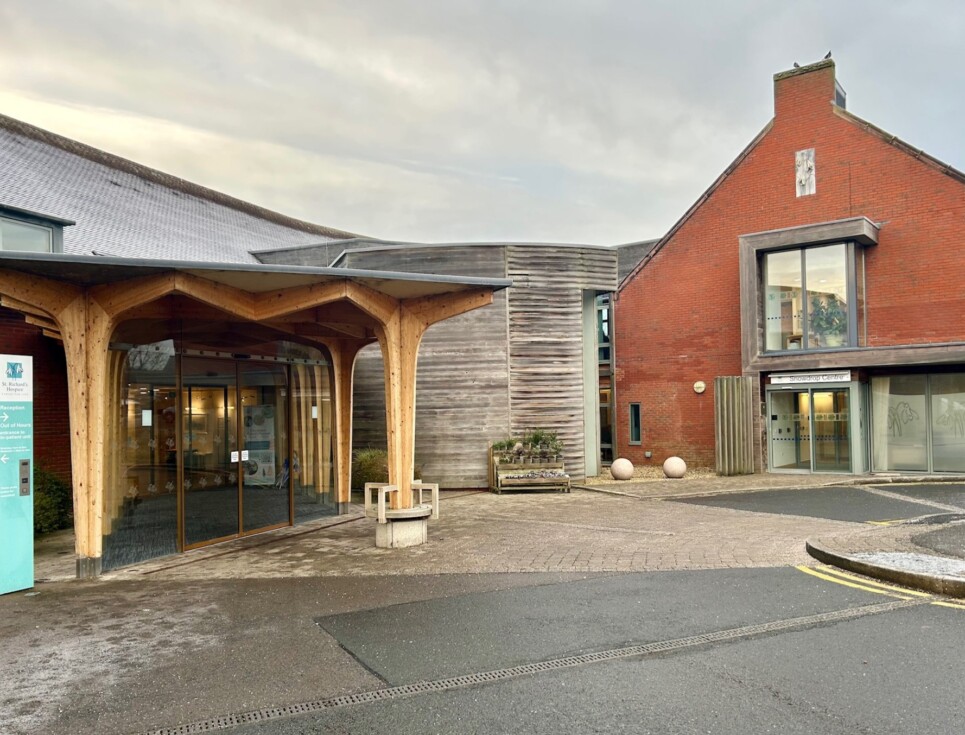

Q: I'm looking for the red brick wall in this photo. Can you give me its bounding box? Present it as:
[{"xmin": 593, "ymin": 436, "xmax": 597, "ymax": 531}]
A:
[
  {"xmin": 0, "ymin": 307, "xmax": 73, "ymax": 485},
  {"xmin": 615, "ymin": 62, "xmax": 965, "ymax": 467}
]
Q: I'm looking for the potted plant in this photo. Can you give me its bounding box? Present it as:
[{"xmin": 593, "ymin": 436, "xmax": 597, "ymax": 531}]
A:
[{"xmin": 809, "ymin": 293, "xmax": 847, "ymax": 347}]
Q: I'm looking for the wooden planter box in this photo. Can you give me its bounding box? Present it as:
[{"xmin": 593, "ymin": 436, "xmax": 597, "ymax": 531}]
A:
[{"xmin": 488, "ymin": 446, "xmax": 570, "ymax": 494}]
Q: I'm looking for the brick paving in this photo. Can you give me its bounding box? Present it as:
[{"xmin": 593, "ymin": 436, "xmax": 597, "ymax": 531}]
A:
[
  {"xmin": 102, "ymin": 486, "xmax": 859, "ymax": 581},
  {"xmin": 35, "ymin": 472, "xmax": 962, "ymax": 585}
]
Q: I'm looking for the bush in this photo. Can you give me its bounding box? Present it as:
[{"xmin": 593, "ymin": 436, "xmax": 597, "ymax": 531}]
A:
[
  {"xmin": 34, "ymin": 466, "xmax": 73, "ymax": 535},
  {"xmin": 351, "ymin": 448, "xmax": 422, "ymax": 489}
]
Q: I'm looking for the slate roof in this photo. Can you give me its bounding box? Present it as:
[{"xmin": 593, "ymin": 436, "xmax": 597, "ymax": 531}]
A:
[{"xmin": 0, "ymin": 113, "xmax": 358, "ymax": 263}]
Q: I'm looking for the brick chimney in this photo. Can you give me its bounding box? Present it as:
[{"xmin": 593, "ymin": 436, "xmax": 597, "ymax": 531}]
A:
[{"xmin": 773, "ymin": 59, "xmax": 846, "ymax": 122}]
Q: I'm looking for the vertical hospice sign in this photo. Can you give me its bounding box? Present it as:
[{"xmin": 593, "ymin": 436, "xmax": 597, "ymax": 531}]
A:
[{"xmin": 0, "ymin": 355, "xmax": 33, "ymax": 595}]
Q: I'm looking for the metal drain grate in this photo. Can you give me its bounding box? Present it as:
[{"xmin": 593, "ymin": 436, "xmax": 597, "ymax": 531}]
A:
[{"xmin": 140, "ymin": 597, "xmax": 924, "ymax": 735}]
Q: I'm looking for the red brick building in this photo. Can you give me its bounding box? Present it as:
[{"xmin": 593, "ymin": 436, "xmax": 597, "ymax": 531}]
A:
[{"xmin": 615, "ymin": 60, "xmax": 965, "ymax": 475}]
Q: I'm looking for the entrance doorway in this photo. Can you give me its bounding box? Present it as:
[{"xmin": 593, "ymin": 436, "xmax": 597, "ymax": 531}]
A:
[
  {"xmin": 182, "ymin": 358, "xmax": 291, "ymax": 548},
  {"xmin": 768, "ymin": 389, "xmax": 851, "ymax": 472},
  {"xmin": 103, "ymin": 344, "xmax": 335, "ymax": 570}
]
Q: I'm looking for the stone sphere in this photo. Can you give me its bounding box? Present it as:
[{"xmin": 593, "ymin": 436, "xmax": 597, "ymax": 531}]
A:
[
  {"xmin": 609, "ymin": 458, "xmax": 634, "ymax": 480},
  {"xmin": 662, "ymin": 456, "xmax": 687, "ymax": 479}
]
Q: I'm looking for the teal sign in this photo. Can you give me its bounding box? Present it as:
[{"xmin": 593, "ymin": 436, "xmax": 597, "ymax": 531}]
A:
[{"xmin": 0, "ymin": 354, "xmax": 33, "ymax": 595}]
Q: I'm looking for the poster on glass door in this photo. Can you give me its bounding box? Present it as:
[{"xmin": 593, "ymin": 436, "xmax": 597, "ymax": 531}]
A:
[{"xmin": 243, "ymin": 405, "xmax": 276, "ymax": 486}]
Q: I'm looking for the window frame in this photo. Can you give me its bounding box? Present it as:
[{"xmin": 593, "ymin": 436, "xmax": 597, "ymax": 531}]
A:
[
  {"xmin": 739, "ymin": 217, "xmax": 878, "ymax": 372},
  {"xmin": 628, "ymin": 402, "xmax": 641, "ymax": 445},
  {"xmin": 761, "ymin": 242, "xmax": 860, "ymax": 353},
  {"xmin": 0, "ymin": 205, "xmax": 72, "ymax": 253}
]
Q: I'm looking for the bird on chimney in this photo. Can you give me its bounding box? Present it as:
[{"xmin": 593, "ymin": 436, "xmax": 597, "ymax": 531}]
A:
[
  {"xmin": 824, "ymin": 50, "xmax": 832, "ymax": 59},
  {"xmin": 793, "ymin": 62, "xmax": 800, "ymax": 68}
]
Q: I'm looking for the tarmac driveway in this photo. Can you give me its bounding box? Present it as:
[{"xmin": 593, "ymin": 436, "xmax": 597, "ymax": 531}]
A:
[{"xmin": 669, "ymin": 484, "xmax": 965, "ymax": 523}]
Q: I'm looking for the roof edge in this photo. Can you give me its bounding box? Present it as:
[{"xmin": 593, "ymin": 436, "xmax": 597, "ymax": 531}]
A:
[
  {"xmin": 833, "ymin": 106, "xmax": 965, "ymax": 186},
  {"xmin": 618, "ymin": 119, "xmax": 774, "ymax": 291},
  {"xmin": 0, "ymin": 249, "xmax": 512, "ymax": 290},
  {"xmin": 0, "ymin": 112, "xmax": 361, "ymax": 240}
]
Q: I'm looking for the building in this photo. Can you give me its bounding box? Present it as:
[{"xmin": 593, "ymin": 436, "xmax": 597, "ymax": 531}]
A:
[
  {"xmin": 259, "ymin": 240, "xmax": 619, "ymax": 486},
  {"xmin": 0, "ymin": 114, "xmax": 507, "ymax": 577},
  {"xmin": 615, "ymin": 60, "xmax": 965, "ymax": 475}
]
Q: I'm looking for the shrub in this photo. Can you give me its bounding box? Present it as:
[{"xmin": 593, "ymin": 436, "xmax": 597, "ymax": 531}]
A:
[
  {"xmin": 34, "ymin": 466, "xmax": 73, "ymax": 535},
  {"xmin": 351, "ymin": 448, "xmax": 422, "ymax": 489}
]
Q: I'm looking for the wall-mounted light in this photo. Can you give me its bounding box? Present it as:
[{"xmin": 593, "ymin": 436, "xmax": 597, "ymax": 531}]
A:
[{"xmin": 311, "ymin": 405, "xmax": 318, "ymax": 419}]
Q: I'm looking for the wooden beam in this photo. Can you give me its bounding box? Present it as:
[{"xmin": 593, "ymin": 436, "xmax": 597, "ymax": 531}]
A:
[
  {"xmin": 24, "ymin": 314, "xmax": 59, "ymax": 332},
  {"xmin": 0, "ymin": 273, "xmax": 81, "ymax": 319},
  {"xmin": 403, "ymin": 287, "xmax": 494, "ymax": 327}
]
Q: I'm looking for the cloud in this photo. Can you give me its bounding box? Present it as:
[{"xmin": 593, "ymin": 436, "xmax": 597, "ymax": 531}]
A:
[{"xmin": 1, "ymin": 0, "xmax": 963, "ymax": 244}]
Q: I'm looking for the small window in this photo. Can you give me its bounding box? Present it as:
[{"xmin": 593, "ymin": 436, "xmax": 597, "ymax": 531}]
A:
[
  {"xmin": 596, "ymin": 294, "xmax": 611, "ymax": 364},
  {"xmin": 0, "ymin": 217, "xmax": 53, "ymax": 252},
  {"xmin": 629, "ymin": 403, "xmax": 641, "ymax": 444}
]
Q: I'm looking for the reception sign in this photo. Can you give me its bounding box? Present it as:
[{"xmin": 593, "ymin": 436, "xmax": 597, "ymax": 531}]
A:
[{"xmin": 0, "ymin": 355, "xmax": 33, "ymax": 595}]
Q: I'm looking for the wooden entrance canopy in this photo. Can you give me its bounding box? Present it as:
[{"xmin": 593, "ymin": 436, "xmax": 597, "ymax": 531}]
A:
[{"xmin": 0, "ymin": 252, "xmax": 509, "ymax": 577}]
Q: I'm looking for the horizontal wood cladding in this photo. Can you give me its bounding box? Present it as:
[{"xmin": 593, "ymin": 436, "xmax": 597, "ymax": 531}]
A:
[
  {"xmin": 352, "ymin": 290, "xmax": 510, "ymax": 488},
  {"xmin": 506, "ymin": 245, "xmax": 614, "ymax": 481},
  {"xmin": 348, "ymin": 244, "xmax": 617, "ymax": 486},
  {"xmin": 343, "ymin": 245, "xmax": 508, "ymax": 279},
  {"xmin": 505, "ymin": 245, "xmax": 617, "ymax": 291}
]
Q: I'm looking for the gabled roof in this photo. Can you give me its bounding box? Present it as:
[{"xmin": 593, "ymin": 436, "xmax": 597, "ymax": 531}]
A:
[
  {"xmin": 0, "ymin": 113, "xmax": 359, "ymax": 263},
  {"xmin": 619, "ymin": 71, "xmax": 965, "ymax": 292},
  {"xmin": 617, "ymin": 121, "xmax": 773, "ymax": 291}
]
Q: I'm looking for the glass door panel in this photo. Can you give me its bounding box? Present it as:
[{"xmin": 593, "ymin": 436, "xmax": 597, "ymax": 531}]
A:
[
  {"xmin": 240, "ymin": 362, "xmax": 290, "ymax": 533},
  {"xmin": 292, "ymin": 363, "xmax": 337, "ymax": 522},
  {"xmin": 930, "ymin": 373, "xmax": 965, "ymax": 472},
  {"xmin": 182, "ymin": 358, "xmax": 239, "ymax": 547},
  {"xmin": 813, "ymin": 390, "xmax": 851, "ymax": 472},
  {"xmin": 769, "ymin": 391, "xmax": 811, "ymax": 470}
]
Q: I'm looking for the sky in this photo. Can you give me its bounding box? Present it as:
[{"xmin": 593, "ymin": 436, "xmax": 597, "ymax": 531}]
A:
[{"xmin": 1, "ymin": 1, "xmax": 963, "ymax": 245}]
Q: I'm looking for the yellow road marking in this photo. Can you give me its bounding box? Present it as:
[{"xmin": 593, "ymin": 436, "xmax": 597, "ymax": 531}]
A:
[
  {"xmin": 798, "ymin": 565, "xmax": 964, "ymax": 612},
  {"xmin": 812, "ymin": 565, "xmax": 934, "ymax": 598},
  {"xmin": 795, "ymin": 565, "xmax": 911, "ymax": 599},
  {"xmin": 866, "ymin": 520, "xmax": 901, "ymax": 526},
  {"xmin": 931, "ymin": 600, "xmax": 965, "ymax": 611}
]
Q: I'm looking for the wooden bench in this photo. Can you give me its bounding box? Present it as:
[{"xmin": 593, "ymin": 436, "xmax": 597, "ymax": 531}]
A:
[{"xmin": 491, "ymin": 460, "xmax": 570, "ymax": 494}]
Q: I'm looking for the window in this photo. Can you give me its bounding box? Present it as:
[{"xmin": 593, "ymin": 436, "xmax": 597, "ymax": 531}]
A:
[
  {"xmin": 763, "ymin": 242, "xmax": 861, "ymax": 352},
  {"xmin": 0, "ymin": 206, "xmax": 71, "ymax": 253},
  {"xmin": 596, "ymin": 294, "xmax": 611, "ymax": 363},
  {"xmin": 629, "ymin": 403, "xmax": 641, "ymax": 444},
  {"xmin": 0, "ymin": 216, "xmax": 52, "ymax": 252},
  {"xmin": 739, "ymin": 217, "xmax": 877, "ymax": 367}
]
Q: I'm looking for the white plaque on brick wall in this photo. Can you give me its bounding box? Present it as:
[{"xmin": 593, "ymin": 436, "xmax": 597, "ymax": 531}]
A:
[{"xmin": 796, "ymin": 148, "xmax": 816, "ymax": 196}]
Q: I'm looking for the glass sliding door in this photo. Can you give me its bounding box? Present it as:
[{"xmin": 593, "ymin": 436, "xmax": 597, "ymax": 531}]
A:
[
  {"xmin": 240, "ymin": 362, "xmax": 291, "ymax": 533},
  {"xmin": 769, "ymin": 387, "xmax": 852, "ymax": 473},
  {"xmin": 769, "ymin": 391, "xmax": 811, "ymax": 470},
  {"xmin": 182, "ymin": 358, "xmax": 239, "ymax": 548},
  {"xmin": 812, "ymin": 390, "xmax": 850, "ymax": 472}
]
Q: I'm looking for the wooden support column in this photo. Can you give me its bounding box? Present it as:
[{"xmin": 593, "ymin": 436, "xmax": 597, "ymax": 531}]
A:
[
  {"xmin": 378, "ymin": 308, "xmax": 427, "ymax": 510},
  {"xmin": 57, "ymin": 294, "xmax": 114, "ymax": 578}
]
